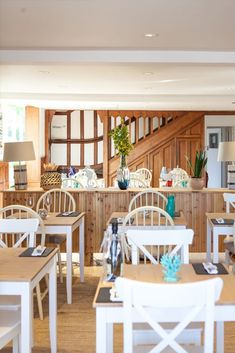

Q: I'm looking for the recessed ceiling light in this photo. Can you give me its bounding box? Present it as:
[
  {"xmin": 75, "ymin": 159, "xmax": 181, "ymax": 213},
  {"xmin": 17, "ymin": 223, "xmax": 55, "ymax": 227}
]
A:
[
  {"xmin": 143, "ymin": 72, "xmax": 154, "ymax": 76},
  {"xmin": 144, "ymin": 33, "xmax": 158, "ymax": 38},
  {"xmin": 39, "ymin": 70, "xmax": 50, "ymax": 74},
  {"xmin": 159, "ymin": 79, "xmax": 175, "ymax": 83}
]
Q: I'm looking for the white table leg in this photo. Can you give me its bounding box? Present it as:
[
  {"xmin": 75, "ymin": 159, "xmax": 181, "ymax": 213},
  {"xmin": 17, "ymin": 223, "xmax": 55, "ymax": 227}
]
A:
[
  {"xmin": 216, "ymin": 321, "xmax": 224, "ymax": 353},
  {"xmin": 213, "ymin": 228, "xmax": 219, "ymax": 264},
  {"xmin": 49, "ymin": 255, "xmax": 57, "ymax": 353},
  {"xmin": 206, "ymin": 220, "xmax": 212, "ymax": 262},
  {"xmin": 96, "ymin": 308, "xmax": 113, "ymax": 353},
  {"xmin": 66, "ymin": 227, "xmax": 73, "ymax": 304},
  {"xmin": 21, "ymin": 284, "xmax": 32, "ymax": 353},
  {"xmin": 79, "ymin": 217, "xmax": 85, "ymax": 282}
]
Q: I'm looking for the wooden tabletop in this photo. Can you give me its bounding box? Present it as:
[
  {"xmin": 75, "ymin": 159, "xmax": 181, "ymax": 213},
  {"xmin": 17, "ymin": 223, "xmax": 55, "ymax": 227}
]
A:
[
  {"xmin": 0, "ymin": 248, "xmax": 57, "ymax": 282},
  {"xmin": 93, "ymin": 263, "xmax": 235, "ymax": 307},
  {"xmin": 44, "ymin": 212, "xmax": 85, "ymax": 226},
  {"xmin": 206, "ymin": 212, "xmax": 235, "ymax": 227},
  {"xmin": 107, "ymin": 211, "xmax": 187, "ymax": 228}
]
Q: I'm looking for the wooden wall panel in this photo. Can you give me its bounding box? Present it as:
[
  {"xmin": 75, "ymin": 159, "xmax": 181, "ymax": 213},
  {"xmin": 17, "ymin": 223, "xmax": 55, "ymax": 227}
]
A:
[{"xmin": 2, "ymin": 188, "xmax": 230, "ymax": 262}]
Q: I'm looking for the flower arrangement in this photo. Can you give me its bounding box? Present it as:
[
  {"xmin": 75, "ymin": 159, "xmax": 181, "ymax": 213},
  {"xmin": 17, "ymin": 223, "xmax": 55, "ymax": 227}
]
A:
[
  {"xmin": 160, "ymin": 254, "xmax": 181, "ymax": 282},
  {"xmin": 109, "ymin": 118, "xmax": 133, "ymax": 157}
]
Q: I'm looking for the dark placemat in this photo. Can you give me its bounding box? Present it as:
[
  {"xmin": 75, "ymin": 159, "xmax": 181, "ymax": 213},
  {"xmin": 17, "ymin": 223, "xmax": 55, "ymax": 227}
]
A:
[
  {"xmin": 56, "ymin": 211, "xmax": 80, "ymax": 217},
  {"xmin": 211, "ymin": 218, "xmax": 234, "ymax": 226},
  {"xmin": 192, "ymin": 263, "xmax": 228, "ymax": 275},
  {"xmin": 96, "ymin": 287, "xmax": 122, "ymax": 303},
  {"xmin": 19, "ymin": 247, "xmax": 55, "ymax": 257}
]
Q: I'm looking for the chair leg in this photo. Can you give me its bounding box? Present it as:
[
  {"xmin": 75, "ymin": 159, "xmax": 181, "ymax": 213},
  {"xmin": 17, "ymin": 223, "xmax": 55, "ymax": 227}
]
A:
[
  {"xmin": 13, "ymin": 334, "xmax": 19, "ymax": 353},
  {"xmin": 36, "ymin": 284, "xmax": 44, "ymax": 320},
  {"xmin": 57, "ymin": 246, "xmax": 63, "ymax": 283}
]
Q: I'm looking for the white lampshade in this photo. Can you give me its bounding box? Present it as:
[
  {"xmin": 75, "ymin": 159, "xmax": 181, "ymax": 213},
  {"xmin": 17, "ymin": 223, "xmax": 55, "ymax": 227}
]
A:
[
  {"xmin": 217, "ymin": 141, "xmax": 235, "ymax": 162},
  {"xmin": 3, "ymin": 141, "xmax": 36, "ymax": 162}
]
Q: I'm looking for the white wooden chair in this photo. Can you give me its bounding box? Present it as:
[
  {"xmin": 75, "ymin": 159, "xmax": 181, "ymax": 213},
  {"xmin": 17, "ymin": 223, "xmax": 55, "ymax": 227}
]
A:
[
  {"xmin": 135, "ymin": 167, "xmax": 152, "ymax": 187},
  {"xmin": 36, "ymin": 188, "xmax": 76, "ymax": 283},
  {"xmin": 129, "ymin": 175, "xmax": 148, "ymax": 188},
  {"xmin": 123, "ymin": 206, "xmax": 174, "ymax": 227},
  {"xmin": 223, "ymin": 193, "xmax": 235, "ymax": 264},
  {"xmin": 115, "ymin": 276, "xmax": 223, "ymax": 353},
  {"xmin": 126, "ymin": 228, "xmax": 194, "ymax": 265},
  {"xmin": 0, "ymin": 310, "xmax": 21, "ymax": 353},
  {"xmin": 62, "ymin": 177, "xmax": 84, "ymax": 189},
  {"xmin": 0, "ymin": 205, "xmax": 47, "ymax": 320},
  {"xmin": 128, "ymin": 189, "xmax": 168, "ymax": 212}
]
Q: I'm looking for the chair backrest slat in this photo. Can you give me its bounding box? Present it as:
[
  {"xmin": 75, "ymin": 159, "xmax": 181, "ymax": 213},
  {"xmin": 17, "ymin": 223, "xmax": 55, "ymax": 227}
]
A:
[
  {"xmin": 36, "ymin": 188, "xmax": 76, "ymax": 214},
  {"xmin": 129, "ymin": 189, "xmax": 168, "ymax": 212}
]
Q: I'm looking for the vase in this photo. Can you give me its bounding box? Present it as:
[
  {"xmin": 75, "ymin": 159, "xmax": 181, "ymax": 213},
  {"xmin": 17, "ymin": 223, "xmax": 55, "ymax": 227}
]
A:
[
  {"xmin": 166, "ymin": 194, "xmax": 175, "ymax": 218},
  {"xmin": 117, "ymin": 154, "xmax": 130, "ymax": 190},
  {"xmin": 189, "ymin": 177, "xmax": 204, "ymax": 190}
]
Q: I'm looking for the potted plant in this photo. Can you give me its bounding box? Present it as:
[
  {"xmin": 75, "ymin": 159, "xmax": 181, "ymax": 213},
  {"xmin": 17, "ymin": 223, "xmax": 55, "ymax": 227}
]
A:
[
  {"xmin": 185, "ymin": 150, "xmax": 207, "ymax": 190},
  {"xmin": 109, "ymin": 119, "xmax": 133, "ymax": 189}
]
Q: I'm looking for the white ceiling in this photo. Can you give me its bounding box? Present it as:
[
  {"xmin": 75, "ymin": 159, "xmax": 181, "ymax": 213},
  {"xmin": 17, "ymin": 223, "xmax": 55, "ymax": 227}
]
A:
[{"xmin": 0, "ymin": 0, "xmax": 235, "ymax": 110}]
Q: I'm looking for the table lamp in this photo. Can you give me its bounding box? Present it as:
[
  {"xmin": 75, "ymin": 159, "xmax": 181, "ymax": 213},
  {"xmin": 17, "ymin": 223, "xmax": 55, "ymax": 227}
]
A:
[
  {"xmin": 3, "ymin": 141, "xmax": 36, "ymax": 190},
  {"xmin": 217, "ymin": 141, "xmax": 235, "ymax": 189}
]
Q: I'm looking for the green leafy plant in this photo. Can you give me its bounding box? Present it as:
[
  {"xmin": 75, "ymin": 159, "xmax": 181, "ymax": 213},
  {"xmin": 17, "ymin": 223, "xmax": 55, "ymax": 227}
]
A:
[
  {"xmin": 185, "ymin": 150, "xmax": 207, "ymax": 178},
  {"xmin": 109, "ymin": 119, "xmax": 133, "ymax": 156}
]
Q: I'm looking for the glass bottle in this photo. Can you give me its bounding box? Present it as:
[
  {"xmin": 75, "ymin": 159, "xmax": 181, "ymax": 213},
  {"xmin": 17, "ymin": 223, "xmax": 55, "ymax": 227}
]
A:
[
  {"xmin": 109, "ymin": 221, "xmax": 123, "ymax": 278},
  {"xmin": 166, "ymin": 194, "xmax": 175, "ymax": 218}
]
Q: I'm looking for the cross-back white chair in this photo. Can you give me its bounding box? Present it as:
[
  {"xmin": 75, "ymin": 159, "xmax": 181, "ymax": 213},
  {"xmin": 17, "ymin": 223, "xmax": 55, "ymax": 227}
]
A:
[
  {"xmin": 223, "ymin": 193, "xmax": 235, "ymax": 264},
  {"xmin": 123, "ymin": 206, "xmax": 174, "ymax": 227},
  {"xmin": 0, "ymin": 206, "xmax": 47, "ymax": 320},
  {"xmin": 135, "ymin": 167, "xmax": 152, "ymax": 187},
  {"xmin": 36, "ymin": 188, "xmax": 76, "ymax": 284},
  {"xmin": 62, "ymin": 177, "xmax": 84, "ymax": 189},
  {"xmin": 223, "ymin": 192, "xmax": 235, "ymax": 213},
  {"xmin": 116, "ymin": 276, "xmax": 223, "ymax": 353},
  {"xmin": 126, "ymin": 228, "xmax": 194, "ymax": 265},
  {"xmin": 128, "ymin": 189, "xmax": 168, "ymax": 212},
  {"xmin": 0, "ymin": 310, "xmax": 20, "ymax": 353},
  {"xmin": 129, "ymin": 175, "xmax": 148, "ymax": 188}
]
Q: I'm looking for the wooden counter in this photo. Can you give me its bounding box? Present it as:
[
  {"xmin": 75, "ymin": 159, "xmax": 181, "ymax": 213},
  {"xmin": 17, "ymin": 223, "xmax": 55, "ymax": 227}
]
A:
[{"xmin": 1, "ymin": 187, "xmax": 231, "ymax": 263}]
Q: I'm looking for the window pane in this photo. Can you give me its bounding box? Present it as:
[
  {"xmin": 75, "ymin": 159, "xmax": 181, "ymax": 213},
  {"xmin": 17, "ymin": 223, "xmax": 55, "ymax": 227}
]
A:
[
  {"xmin": 51, "ymin": 143, "xmax": 67, "ymax": 165},
  {"xmin": 51, "ymin": 115, "xmax": 67, "ymax": 139},
  {"xmin": 98, "ymin": 141, "xmax": 103, "ymax": 164},
  {"xmin": 84, "ymin": 111, "xmax": 94, "ymax": 139},
  {"xmin": 71, "ymin": 144, "xmax": 80, "ymax": 165},
  {"xmin": 84, "ymin": 143, "xmax": 94, "ymax": 166},
  {"xmin": 138, "ymin": 117, "xmax": 144, "ymax": 139},
  {"xmin": 71, "ymin": 111, "xmax": 80, "ymax": 139}
]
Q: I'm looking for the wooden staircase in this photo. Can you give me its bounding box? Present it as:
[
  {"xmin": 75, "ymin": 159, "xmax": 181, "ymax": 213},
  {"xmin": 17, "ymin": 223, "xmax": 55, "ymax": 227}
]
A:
[{"xmin": 108, "ymin": 111, "xmax": 205, "ymax": 186}]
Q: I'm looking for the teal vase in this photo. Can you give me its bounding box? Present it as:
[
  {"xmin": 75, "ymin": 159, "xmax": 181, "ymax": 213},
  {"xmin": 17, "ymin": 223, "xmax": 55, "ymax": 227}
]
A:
[{"xmin": 166, "ymin": 195, "xmax": 175, "ymax": 218}]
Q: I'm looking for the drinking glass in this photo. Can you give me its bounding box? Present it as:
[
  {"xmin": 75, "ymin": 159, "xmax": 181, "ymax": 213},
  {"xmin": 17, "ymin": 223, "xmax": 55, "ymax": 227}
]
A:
[{"xmin": 45, "ymin": 194, "xmax": 52, "ymax": 211}]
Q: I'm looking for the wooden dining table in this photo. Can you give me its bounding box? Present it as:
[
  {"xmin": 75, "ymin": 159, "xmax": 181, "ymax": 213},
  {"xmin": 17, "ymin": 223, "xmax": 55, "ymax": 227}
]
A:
[
  {"xmin": 0, "ymin": 248, "xmax": 58, "ymax": 353},
  {"xmin": 93, "ymin": 263, "xmax": 235, "ymax": 353},
  {"xmin": 38, "ymin": 211, "xmax": 85, "ymax": 304},
  {"xmin": 206, "ymin": 212, "xmax": 235, "ymax": 263}
]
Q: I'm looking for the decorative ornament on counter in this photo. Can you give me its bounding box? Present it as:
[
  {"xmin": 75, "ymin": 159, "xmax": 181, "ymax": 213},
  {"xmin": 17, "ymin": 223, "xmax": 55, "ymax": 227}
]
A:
[
  {"xmin": 40, "ymin": 163, "xmax": 62, "ymax": 190},
  {"xmin": 168, "ymin": 166, "xmax": 189, "ymax": 188},
  {"xmin": 161, "ymin": 254, "xmax": 181, "ymax": 282}
]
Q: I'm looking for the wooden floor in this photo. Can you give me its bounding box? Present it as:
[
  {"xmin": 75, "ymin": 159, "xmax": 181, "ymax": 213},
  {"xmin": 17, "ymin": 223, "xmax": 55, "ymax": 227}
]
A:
[{"xmin": 3, "ymin": 265, "xmax": 235, "ymax": 353}]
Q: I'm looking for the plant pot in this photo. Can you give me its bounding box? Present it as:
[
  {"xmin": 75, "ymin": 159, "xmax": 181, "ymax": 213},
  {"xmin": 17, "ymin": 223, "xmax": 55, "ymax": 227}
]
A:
[
  {"xmin": 189, "ymin": 177, "xmax": 204, "ymax": 190},
  {"xmin": 117, "ymin": 154, "xmax": 130, "ymax": 190}
]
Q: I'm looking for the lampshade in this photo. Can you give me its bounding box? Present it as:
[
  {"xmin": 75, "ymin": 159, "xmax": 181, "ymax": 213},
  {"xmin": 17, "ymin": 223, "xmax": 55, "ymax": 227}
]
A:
[
  {"xmin": 217, "ymin": 141, "xmax": 235, "ymax": 162},
  {"xmin": 3, "ymin": 141, "xmax": 36, "ymax": 162}
]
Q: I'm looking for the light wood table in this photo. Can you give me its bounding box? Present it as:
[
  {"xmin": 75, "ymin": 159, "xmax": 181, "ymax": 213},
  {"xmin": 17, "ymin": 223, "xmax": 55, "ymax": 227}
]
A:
[
  {"xmin": 39, "ymin": 212, "xmax": 85, "ymax": 304},
  {"xmin": 0, "ymin": 248, "xmax": 57, "ymax": 353},
  {"xmin": 93, "ymin": 263, "xmax": 235, "ymax": 353},
  {"xmin": 206, "ymin": 212, "xmax": 235, "ymax": 263}
]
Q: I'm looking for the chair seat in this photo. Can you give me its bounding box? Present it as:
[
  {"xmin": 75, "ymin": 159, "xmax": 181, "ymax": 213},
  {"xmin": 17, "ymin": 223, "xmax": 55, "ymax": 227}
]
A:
[
  {"xmin": 0, "ymin": 296, "xmax": 20, "ymax": 311},
  {"xmin": 0, "ymin": 310, "xmax": 20, "ymax": 349}
]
